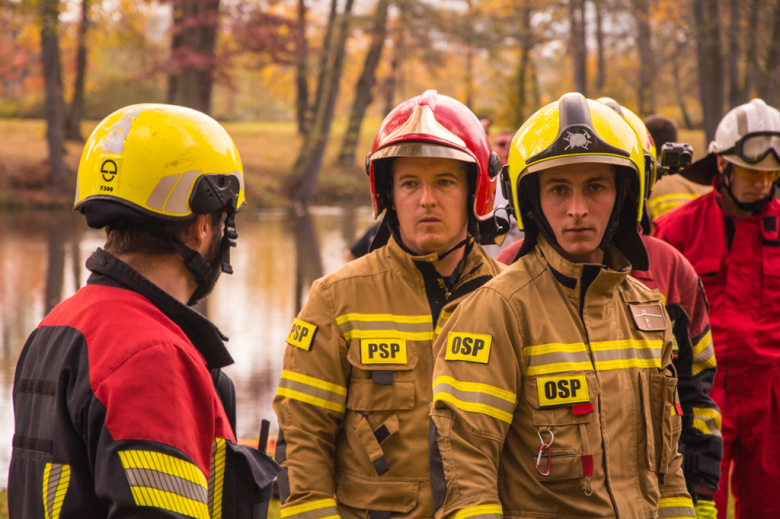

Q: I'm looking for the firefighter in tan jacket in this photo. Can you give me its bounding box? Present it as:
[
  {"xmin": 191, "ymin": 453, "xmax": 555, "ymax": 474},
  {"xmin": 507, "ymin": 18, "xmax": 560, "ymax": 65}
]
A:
[
  {"xmin": 273, "ymin": 91, "xmax": 507, "ymax": 519},
  {"xmin": 430, "ymin": 93, "xmax": 696, "ymax": 519}
]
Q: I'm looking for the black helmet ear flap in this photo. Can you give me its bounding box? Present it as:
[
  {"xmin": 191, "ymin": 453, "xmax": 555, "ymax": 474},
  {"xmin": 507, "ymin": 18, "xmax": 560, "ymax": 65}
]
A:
[
  {"xmin": 488, "ymin": 152, "xmax": 502, "ymax": 179},
  {"xmin": 365, "ymin": 152, "xmax": 372, "ymax": 177}
]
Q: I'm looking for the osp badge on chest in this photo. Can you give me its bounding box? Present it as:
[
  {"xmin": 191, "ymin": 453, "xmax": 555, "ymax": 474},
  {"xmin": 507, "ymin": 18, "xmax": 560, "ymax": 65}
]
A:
[{"xmin": 629, "ymin": 303, "xmax": 667, "ymax": 332}]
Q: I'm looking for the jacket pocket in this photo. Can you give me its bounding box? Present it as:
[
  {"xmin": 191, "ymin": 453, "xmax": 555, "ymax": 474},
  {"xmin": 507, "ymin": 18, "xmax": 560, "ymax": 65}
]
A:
[
  {"xmin": 762, "ymin": 247, "xmax": 780, "ymax": 311},
  {"xmin": 639, "ymin": 368, "xmax": 682, "ymax": 480},
  {"xmin": 336, "ymin": 471, "xmax": 418, "ymax": 513},
  {"xmin": 221, "ymin": 439, "xmax": 281, "ymax": 519}
]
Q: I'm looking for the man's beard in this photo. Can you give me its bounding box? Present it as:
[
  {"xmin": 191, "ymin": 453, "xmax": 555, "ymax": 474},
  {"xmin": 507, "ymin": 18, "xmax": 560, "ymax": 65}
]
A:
[{"xmin": 191, "ymin": 222, "xmax": 225, "ymax": 303}]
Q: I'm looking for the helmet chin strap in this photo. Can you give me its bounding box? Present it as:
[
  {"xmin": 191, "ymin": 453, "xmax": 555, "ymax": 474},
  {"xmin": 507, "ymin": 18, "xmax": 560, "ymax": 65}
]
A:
[
  {"xmin": 721, "ymin": 162, "xmax": 775, "ymax": 213},
  {"xmin": 156, "ymin": 206, "xmax": 238, "ymax": 306}
]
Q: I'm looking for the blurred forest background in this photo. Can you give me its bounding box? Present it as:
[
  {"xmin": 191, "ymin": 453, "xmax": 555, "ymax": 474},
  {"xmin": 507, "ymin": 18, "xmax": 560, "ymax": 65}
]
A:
[{"xmin": 1, "ymin": 0, "xmax": 780, "ymax": 208}]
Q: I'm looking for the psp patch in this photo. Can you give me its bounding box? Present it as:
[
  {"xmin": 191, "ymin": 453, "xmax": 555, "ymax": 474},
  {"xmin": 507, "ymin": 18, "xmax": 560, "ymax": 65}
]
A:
[
  {"xmin": 445, "ymin": 332, "xmax": 492, "ymax": 364},
  {"xmin": 537, "ymin": 374, "xmax": 589, "ymax": 407},
  {"xmin": 629, "ymin": 303, "xmax": 667, "ymax": 332},
  {"xmin": 287, "ymin": 318, "xmax": 317, "ymax": 351},
  {"xmin": 360, "ymin": 339, "xmax": 408, "ymax": 364}
]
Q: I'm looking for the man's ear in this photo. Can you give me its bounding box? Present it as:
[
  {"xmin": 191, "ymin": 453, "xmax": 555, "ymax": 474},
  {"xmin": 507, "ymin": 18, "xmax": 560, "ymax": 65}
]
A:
[{"xmin": 185, "ymin": 214, "xmax": 210, "ymax": 251}]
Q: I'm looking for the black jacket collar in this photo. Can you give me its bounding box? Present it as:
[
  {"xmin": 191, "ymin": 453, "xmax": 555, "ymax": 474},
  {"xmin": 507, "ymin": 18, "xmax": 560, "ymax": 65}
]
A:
[{"xmin": 85, "ymin": 248, "xmax": 234, "ymax": 369}]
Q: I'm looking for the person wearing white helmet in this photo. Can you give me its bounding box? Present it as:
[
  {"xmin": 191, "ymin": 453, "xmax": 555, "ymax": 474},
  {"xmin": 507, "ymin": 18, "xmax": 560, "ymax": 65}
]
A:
[{"xmin": 654, "ymin": 98, "xmax": 780, "ymax": 519}]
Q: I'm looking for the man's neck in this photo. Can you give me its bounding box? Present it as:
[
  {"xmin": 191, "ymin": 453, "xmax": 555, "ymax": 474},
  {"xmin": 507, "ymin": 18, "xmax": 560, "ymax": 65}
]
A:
[{"xmin": 111, "ymin": 252, "xmax": 196, "ymax": 305}]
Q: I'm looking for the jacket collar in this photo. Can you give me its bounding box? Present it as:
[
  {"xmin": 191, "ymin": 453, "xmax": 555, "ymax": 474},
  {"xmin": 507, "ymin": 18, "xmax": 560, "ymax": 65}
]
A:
[
  {"xmin": 536, "ymin": 235, "xmax": 631, "ymax": 307},
  {"xmin": 385, "ymin": 234, "xmax": 492, "ymax": 284},
  {"xmin": 86, "ymin": 248, "xmax": 234, "ymax": 369}
]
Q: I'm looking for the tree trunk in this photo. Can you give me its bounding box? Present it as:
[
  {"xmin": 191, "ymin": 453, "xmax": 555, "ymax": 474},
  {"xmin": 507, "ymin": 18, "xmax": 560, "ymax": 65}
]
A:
[
  {"xmin": 530, "ymin": 55, "xmax": 541, "ymax": 110},
  {"xmin": 382, "ymin": 17, "xmax": 404, "ymax": 117},
  {"xmin": 65, "ymin": 0, "xmax": 89, "ymax": 141},
  {"xmin": 594, "ymin": 0, "xmax": 605, "ymax": 91},
  {"xmin": 633, "ymin": 0, "xmax": 654, "ymax": 115},
  {"xmin": 694, "ymin": 0, "xmax": 724, "ymax": 143},
  {"xmin": 292, "ymin": 209, "xmax": 323, "ymax": 314},
  {"xmin": 569, "ymin": 0, "xmax": 587, "ymax": 95},
  {"xmin": 514, "ymin": 1, "xmax": 533, "ymax": 128},
  {"xmin": 728, "ymin": 0, "xmax": 741, "ymax": 107},
  {"xmin": 672, "ymin": 40, "xmax": 693, "ymax": 129},
  {"xmin": 762, "ymin": 0, "xmax": 780, "ymax": 104},
  {"xmin": 40, "ymin": 0, "xmax": 67, "ymax": 194},
  {"xmin": 45, "ymin": 215, "xmax": 66, "ymax": 315},
  {"xmin": 336, "ymin": 0, "xmax": 391, "ymax": 167},
  {"xmin": 290, "ymin": 0, "xmax": 356, "ymax": 207},
  {"xmin": 305, "ymin": 0, "xmax": 339, "ymax": 135},
  {"xmin": 464, "ymin": 0, "xmax": 475, "ymax": 110},
  {"xmin": 168, "ymin": 0, "xmax": 220, "ymax": 115},
  {"xmin": 743, "ymin": 0, "xmax": 761, "ymax": 100},
  {"xmin": 295, "ymin": 0, "xmax": 309, "ymax": 135}
]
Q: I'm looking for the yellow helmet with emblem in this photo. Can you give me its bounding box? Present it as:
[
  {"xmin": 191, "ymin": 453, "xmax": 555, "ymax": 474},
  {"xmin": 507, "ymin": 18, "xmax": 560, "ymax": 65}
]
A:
[
  {"xmin": 597, "ymin": 97, "xmax": 658, "ymax": 197},
  {"xmin": 501, "ymin": 92, "xmax": 648, "ymax": 268},
  {"xmin": 74, "ymin": 104, "xmax": 246, "ymax": 305},
  {"xmin": 75, "ymin": 103, "xmax": 245, "ymax": 223}
]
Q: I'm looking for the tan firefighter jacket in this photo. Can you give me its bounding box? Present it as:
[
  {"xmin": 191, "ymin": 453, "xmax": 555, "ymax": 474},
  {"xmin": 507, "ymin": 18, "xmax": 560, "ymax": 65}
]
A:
[
  {"xmin": 429, "ymin": 236, "xmax": 695, "ymax": 519},
  {"xmin": 273, "ymin": 235, "xmax": 503, "ymax": 519}
]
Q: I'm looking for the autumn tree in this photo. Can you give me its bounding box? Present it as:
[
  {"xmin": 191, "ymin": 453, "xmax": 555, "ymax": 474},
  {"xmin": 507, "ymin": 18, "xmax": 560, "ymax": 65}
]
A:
[
  {"xmin": 65, "ymin": 0, "xmax": 90, "ymax": 141},
  {"xmin": 39, "ymin": 0, "xmax": 67, "ymax": 193},
  {"xmin": 569, "ymin": 0, "xmax": 587, "ymax": 95},
  {"xmin": 336, "ymin": 0, "xmax": 391, "ymax": 167},
  {"xmin": 694, "ymin": 0, "xmax": 723, "ymax": 142}
]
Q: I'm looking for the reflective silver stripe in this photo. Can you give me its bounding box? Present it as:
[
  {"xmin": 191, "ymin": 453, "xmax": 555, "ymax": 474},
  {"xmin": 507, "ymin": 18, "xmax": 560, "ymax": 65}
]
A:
[
  {"xmin": 434, "ymin": 382, "xmax": 516, "ymax": 417},
  {"xmin": 658, "ymin": 506, "xmax": 696, "ymax": 518},
  {"xmin": 336, "ymin": 313, "xmax": 433, "ymax": 340},
  {"xmin": 281, "ymin": 498, "xmax": 340, "ymax": 519},
  {"xmin": 126, "ymin": 468, "xmax": 208, "ymax": 504},
  {"xmin": 523, "ymin": 350, "xmax": 592, "ymax": 372},
  {"xmin": 590, "ymin": 339, "xmax": 662, "ymax": 370},
  {"xmin": 692, "ymin": 407, "xmax": 722, "ymax": 437},
  {"xmin": 278, "ymin": 378, "xmax": 347, "ymax": 407},
  {"xmin": 692, "ymin": 330, "xmax": 716, "ymax": 376}
]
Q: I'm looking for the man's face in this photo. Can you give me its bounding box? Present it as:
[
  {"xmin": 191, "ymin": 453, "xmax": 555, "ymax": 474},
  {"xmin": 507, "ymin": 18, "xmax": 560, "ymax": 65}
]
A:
[
  {"xmin": 718, "ymin": 156, "xmax": 776, "ymax": 203},
  {"xmin": 538, "ymin": 163, "xmax": 618, "ymax": 262},
  {"xmin": 392, "ymin": 157, "xmax": 470, "ymax": 256}
]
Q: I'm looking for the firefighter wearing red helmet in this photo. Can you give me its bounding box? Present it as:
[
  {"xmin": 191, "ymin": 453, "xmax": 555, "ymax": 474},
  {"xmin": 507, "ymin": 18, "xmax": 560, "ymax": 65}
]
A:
[
  {"xmin": 654, "ymin": 98, "xmax": 780, "ymax": 519},
  {"xmin": 273, "ymin": 91, "xmax": 505, "ymax": 519}
]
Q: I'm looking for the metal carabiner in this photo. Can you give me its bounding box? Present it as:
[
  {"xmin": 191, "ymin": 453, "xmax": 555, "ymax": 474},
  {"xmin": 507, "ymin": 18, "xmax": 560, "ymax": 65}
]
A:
[{"xmin": 535, "ymin": 430, "xmax": 554, "ymax": 477}]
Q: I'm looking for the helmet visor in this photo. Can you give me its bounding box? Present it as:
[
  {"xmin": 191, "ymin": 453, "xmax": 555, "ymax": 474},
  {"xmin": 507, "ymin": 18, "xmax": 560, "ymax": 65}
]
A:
[
  {"xmin": 371, "ymin": 143, "xmax": 475, "ymax": 163},
  {"xmin": 725, "ymin": 132, "xmax": 780, "ymax": 165}
]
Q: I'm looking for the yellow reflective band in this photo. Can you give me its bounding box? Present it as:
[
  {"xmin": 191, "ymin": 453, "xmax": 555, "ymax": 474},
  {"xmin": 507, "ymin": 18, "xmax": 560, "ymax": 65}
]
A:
[
  {"xmin": 648, "ymin": 194, "xmax": 700, "ymax": 219},
  {"xmin": 537, "ymin": 375, "xmax": 589, "ymax": 407},
  {"xmin": 277, "ymin": 371, "xmax": 347, "ymax": 413},
  {"xmin": 524, "ymin": 361, "xmax": 595, "ymax": 376},
  {"xmin": 434, "ymin": 310, "xmax": 454, "ymax": 335},
  {"xmin": 692, "ymin": 331, "xmax": 716, "ymax": 376},
  {"xmin": 43, "ymin": 463, "xmax": 71, "ymax": 519},
  {"xmin": 118, "ymin": 451, "xmax": 209, "ymax": 519},
  {"xmin": 281, "ymin": 498, "xmax": 340, "ymax": 519},
  {"xmin": 208, "ymin": 438, "xmax": 226, "ymax": 519},
  {"xmin": 692, "ymin": 407, "xmax": 723, "ymax": 437},
  {"xmin": 448, "ymin": 504, "xmax": 503, "ymax": 519},
  {"xmin": 658, "ymin": 496, "xmax": 696, "ymax": 519},
  {"xmin": 287, "ymin": 318, "xmax": 317, "ymax": 351},
  {"xmin": 433, "ymin": 376, "xmax": 516, "ymax": 424},
  {"xmin": 360, "ymin": 339, "xmax": 408, "ymax": 364},
  {"xmin": 589, "ymin": 339, "xmax": 662, "ymax": 351},
  {"xmin": 445, "ymin": 332, "xmax": 492, "ymax": 364},
  {"xmin": 523, "ymin": 342, "xmax": 588, "ymax": 356},
  {"xmin": 591, "ymin": 339, "xmax": 663, "ymax": 371},
  {"xmin": 337, "ymin": 313, "xmax": 433, "ymax": 341}
]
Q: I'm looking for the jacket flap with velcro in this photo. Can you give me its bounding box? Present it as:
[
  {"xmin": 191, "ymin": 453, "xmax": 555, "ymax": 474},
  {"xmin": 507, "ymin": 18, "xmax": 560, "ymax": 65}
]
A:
[
  {"xmin": 336, "ymin": 472, "xmax": 418, "ymax": 513},
  {"xmin": 346, "ymin": 379, "xmax": 415, "ymax": 411}
]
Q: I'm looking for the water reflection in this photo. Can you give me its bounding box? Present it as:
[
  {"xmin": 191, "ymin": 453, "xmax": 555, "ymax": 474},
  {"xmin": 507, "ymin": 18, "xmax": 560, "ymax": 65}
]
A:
[{"xmin": 0, "ymin": 206, "xmax": 376, "ymax": 487}]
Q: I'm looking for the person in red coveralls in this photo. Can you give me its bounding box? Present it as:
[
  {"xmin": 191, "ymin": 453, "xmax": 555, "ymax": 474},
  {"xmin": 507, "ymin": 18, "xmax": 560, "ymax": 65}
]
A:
[
  {"xmin": 654, "ymin": 98, "xmax": 780, "ymax": 519},
  {"xmin": 9, "ymin": 104, "xmax": 279, "ymax": 519},
  {"xmin": 497, "ymin": 101, "xmax": 722, "ymax": 519}
]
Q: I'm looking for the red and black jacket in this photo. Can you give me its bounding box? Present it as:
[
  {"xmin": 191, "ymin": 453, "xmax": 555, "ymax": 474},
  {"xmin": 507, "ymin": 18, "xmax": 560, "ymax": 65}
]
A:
[{"xmin": 9, "ymin": 248, "xmax": 279, "ymax": 519}]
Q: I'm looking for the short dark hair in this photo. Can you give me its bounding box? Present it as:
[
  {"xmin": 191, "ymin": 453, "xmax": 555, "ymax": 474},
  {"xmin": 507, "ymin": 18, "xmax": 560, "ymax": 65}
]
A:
[
  {"xmin": 643, "ymin": 115, "xmax": 678, "ymax": 151},
  {"xmin": 104, "ymin": 211, "xmax": 222, "ymax": 256}
]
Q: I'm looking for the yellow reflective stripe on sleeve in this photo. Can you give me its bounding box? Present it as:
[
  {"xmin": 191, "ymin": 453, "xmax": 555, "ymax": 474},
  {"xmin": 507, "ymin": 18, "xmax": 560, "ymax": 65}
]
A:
[
  {"xmin": 434, "ymin": 310, "xmax": 454, "ymax": 335},
  {"xmin": 648, "ymin": 193, "xmax": 700, "ymax": 219},
  {"xmin": 281, "ymin": 498, "xmax": 341, "ymax": 519},
  {"xmin": 433, "ymin": 376, "xmax": 516, "ymax": 424},
  {"xmin": 522, "ymin": 342, "xmax": 592, "ymax": 376},
  {"xmin": 448, "ymin": 504, "xmax": 503, "ymax": 519},
  {"xmin": 336, "ymin": 313, "xmax": 434, "ymax": 341},
  {"xmin": 658, "ymin": 496, "xmax": 696, "ymax": 518},
  {"xmin": 43, "ymin": 463, "xmax": 71, "ymax": 519},
  {"xmin": 590, "ymin": 339, "xmax": 662, "ymax": 371},
  {"xmin": 692, "ymin": 407, "xmax": 723, "ymax": 437},
  {"xmin": 277, "ymin": 370, "xmax": 347, "ymax": 413},
  {"xmin": 692, "ymin": 330, "xmax": 716, "ymax": 376},
  {"xmin": 208, "ymin": 438, "xmax": 226, "ymax": 519},
  {"xmin": 118, "ymin": 450, "xmax": 208, "ymax": 519}
]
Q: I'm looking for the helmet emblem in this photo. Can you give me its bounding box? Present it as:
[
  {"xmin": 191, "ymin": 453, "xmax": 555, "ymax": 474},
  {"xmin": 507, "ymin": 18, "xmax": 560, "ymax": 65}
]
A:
[{"xmin": 564, "ymin": 130, "xmax": 592, "ymax": 150}]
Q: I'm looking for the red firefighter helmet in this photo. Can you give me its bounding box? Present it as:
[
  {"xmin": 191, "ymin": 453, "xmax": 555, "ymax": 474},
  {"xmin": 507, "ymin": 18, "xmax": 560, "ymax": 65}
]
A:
[{"xmin": 366, "ymin": 90, "xmax": 501, "ymax": 221}]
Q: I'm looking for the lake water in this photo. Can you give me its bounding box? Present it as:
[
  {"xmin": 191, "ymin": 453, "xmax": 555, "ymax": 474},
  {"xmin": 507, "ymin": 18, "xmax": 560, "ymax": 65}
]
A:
[{"xmin": 0, "ymin": 206, "xmax": 376, "ymax": 488}]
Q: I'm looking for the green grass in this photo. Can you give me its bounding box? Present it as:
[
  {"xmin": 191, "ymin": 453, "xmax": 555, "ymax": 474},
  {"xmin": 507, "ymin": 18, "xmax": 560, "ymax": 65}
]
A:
[{"xmin": 0, "ymin": 488, "xmax": 7, "ymax": 519}]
